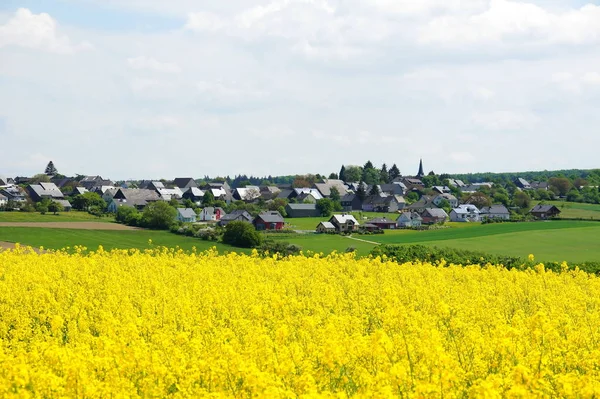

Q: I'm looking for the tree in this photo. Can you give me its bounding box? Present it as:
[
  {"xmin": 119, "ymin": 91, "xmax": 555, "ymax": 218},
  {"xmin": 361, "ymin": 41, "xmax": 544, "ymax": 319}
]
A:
[
  {"xmin": 362, "ymin": 168, "xmax": 380, "ymax": 185},
  {"xmin": 72, "ymin": 192, "xmax": 106, "ymax": 211},
  {"xmin": 389, "ymin": 164, "xmax": 401, "ymax": 180},
  {"xmin": 356, "ymin": 182, "xmax": 367, "ymax": 202},
  {"xmin": 549, "ymin": 177, "xmax": 573, "ymax": 197},
  {"xmin": 493, "ymin": 193, "xmax": 510, "ymax": 206},
  {"xmin": 465, "ymin": 192, "xmax": 491, "ymax": 209},
  {"xmin": 30, "ymin": 174, "xmax": 51, "ymax": 184},
  {"xmin": 330, "ymin": 187, "xmax": 341, "ymax": 202},
  {"xmin": 45, "ymin": 161, "xmax": 58, "ymax": 176},
  {"xmin": 380, "ymin": 164, "xmax": 389, "ymax": 184},
  {"xmin": 369, "ymin": 184, "xmax": 380, "ymax": 196},
  {"xmin": 141, "ymin": 201, "xmax": 177, "ymax": 230},
  {"xmin": 222, "ymin": 221, "xmax": 263, "ymax": 248},
  {"xmin": 339, "ymin": 165, "xmax": 347, "ymax": 182},
  {"xmin": 316, "ymin": 198, "xmax": 335, "ymax": 217},
  {"xmin": 202, "ymin": 190, "xmax": 215, "ymax": 206},
  {"xmin": 48, "ymin": 201, "xmax": 64, "ymax": 215},
  {"xmin": 363, "ymin": 160, "xmax": 374, "ymax": 170},
  {"xmin": 513, "ymin": 191, "xmax": 531, "ymax": 209},
  {"xmin": 36, "ymin": 201, "xmax": 49, "ymax": 215},
  {"xmin": 344, "ymin": 166, "xmax": 362, "ymax": 182},
  {"xmin": 328, "ymin": 173, "xmax": 338, "ymax": 179}
]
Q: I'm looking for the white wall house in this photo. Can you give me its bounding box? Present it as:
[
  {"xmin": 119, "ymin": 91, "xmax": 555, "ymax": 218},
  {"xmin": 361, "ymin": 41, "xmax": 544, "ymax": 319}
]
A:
[{"xmin": 450, "ymin": 205, "xmax": 481, "ymax": 222}]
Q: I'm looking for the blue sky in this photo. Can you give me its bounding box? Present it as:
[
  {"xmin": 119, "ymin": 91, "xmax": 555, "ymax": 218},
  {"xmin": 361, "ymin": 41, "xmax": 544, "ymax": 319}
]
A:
[{"xmin": 1, "ymin": 0, "xmax": 600, "ymax": 179}]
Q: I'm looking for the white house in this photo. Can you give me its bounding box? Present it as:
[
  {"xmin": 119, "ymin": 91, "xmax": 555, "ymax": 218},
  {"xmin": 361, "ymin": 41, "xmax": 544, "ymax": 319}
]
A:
[
  {"xmin": 0, "ymin": 194, "xmax": 7, "ymax": 207},
  {"xmin": 450, "ymin": 205, "xmax": 481, "ymax": 222},
  {"xmin": 198, "ymin": 207, "xmax": 225, "ymax": 222},
  {"xmin": 480, "ymin": 205, "xmax": 510, "ymax": 221},
  {"xmin": 177, "ymin": 208, "xmax": 197, "ymax": 223},
  {"xmin": 329, "ymin": 214, "xmax": 360, "ymax": 232},
  {"xmin": 433, "ymin": 194, "xmax": 459, "ymax": 208},
  {"xmin": 396, "ymin": 212, "xmax": 422, "ymax": 228}
]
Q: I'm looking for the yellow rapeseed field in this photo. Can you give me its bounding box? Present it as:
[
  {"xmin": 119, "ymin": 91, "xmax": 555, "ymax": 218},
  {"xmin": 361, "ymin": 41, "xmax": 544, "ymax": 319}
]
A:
[{"xmin": 1, "ymin": 245, "xmax": 600, "ymax": 398}]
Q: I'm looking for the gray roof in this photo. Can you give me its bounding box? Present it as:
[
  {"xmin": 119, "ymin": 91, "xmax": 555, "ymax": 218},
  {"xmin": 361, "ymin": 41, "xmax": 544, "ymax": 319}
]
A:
[
  {"xmin": 173, "ymin": 178, "xmax": 198, "ymax": 189},
  {"xmin": 29, "ymin": 183, "xmax": 64, "ymax": 199},
  {"xmin": 286, "ymin": 203, "xmax": 317, "ymax": 210},
  {"xmin": 0, "ymin": 193, "xmax": 7, "ymax": 200},
  {"xmin": 220, "ymin": 210, "xmax": 252, "ymax": 222},
  {"xmin": 422, "ymin": 208, "xmax": 448, "ymax": 218},
  {"xmin": 318, "ymin": 222, "xmax": 335, "ymax": 229},
  {"xmin": 114, "ymin": 188, "xmax": 161, "ymax": 207},
  {"xmin": 177, "ymin": 208, "xmax": 197, "ymax": 219},
  {"xmin": 256, "ymin": 211, "xmax": 285, "ymax": 223},
  {"xmin": 367, "ymin": 217, "xmax": 396, "ymax": 224},
  {"xmin": 480, "ymin": 205, "xmax": 510, "ymax": 215},
  {"xmin": 530, "ymin": 204, "xmax": 560, "ymax": 213},
  {"xmin": 55, "ymin": 199, "xmax": 72, "ymax": 208}
]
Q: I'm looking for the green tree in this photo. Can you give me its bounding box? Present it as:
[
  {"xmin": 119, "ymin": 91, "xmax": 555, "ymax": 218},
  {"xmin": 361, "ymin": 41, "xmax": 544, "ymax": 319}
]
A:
[
  {"xmin": 355, "ymin": 182, "xmax": 367, "ymax": 202},
  {"xmin": 316, "ymin": 198, "xmax": 335, "ymax": 217},
  {"xmin": 344, "ymin": 166, "xmax": 362, "ymax": 182},
  {"xmin": 339, "ymin": 165, "xmax": 347, "ymax": 182},
  {"xmin": 202, "ymin": 190, "xmax": 215, "ymax": 206},
  {"xmin": 369, "ymin": 184, "xmax": 380, "ymax": 196},
  {"xmin": 380, "ymin": 164, "xmax": 389, "ymax": 184},
  {"xmin": 389, "ymin": 164, "xmax": 401, "ymax": 181},
  {"xmin": 513, "ymin": 191, "xmax": 531, "ymax": 209},
  {"xmin": 549, "ymin": 177, "xmax": 573, "ymax": 197},
  {"xmin": 328, "ymin": 172, "xmax": 338, "ymax": 179},
  {"xmin": 45, "ymin": 161, "xmax": 58, "ymax": 176},
  {"xmin": 72, "ymin": 192, "xmax": 106, "ymax": 211},
  {"xmin": 141, "ymin": 201, "xmax": 177, "ymax": 230},
  {"xmin": 222, "ymin": 221, "xmax": 263, "ymax": 248},
  {"xmin": 48, "ymin": 201, "xmax": 64, "ymax": 215},
  {"xmin": 362, "ymin": 168, "xmax": 380, "ymax": 185},
  {"xmin": 30, "ymin": 174, "xmax": 51, "ymax": 184},
  {"xmin": 330, "ymin": 187, "xmax": 341, "ymax": 202}
]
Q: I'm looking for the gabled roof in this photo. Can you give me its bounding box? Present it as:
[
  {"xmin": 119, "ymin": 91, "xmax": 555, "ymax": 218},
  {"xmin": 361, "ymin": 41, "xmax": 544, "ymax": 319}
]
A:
[
  {"xmin": 177, "ymin": 208, "xmax": 197, "ymax": 219},
  {"xmin": 220, "ymin": 210, "xmax": 252, "ymax": 221},
  {"xmin": 330, "ymin": 214, "xmax": 359, "ymax": 225},
  {"xmin": 452, "ymin": 204, "xmax": 480, "ymax": 214},
  {"xmin": 286, "ymin": 203, "xmax": 317, "ymax": 210},
  {"xmin": 173, "ymin": 178, "xmax": 198, "ymax": 189},
  {"xmin": 367, "ymin": 217, "xmax": 396, "ymax": 225},
  {"xmin": 184, "ymin": 187, "xmax": 205, "ymax": 197},
  {"xmin": 422, "ymin": 208, "xmax": 448, "ymax": 218},
  {"xmin": 113, "ymin": 188, "xmax": 161, "ymax": 207},
  {"xmin": 256, "ymin": 211, "xmax": 285, "ymax": 223},
  {"xmin": 398, "ymin": 212, "xmax": 422, "ymax": 221},
  {"xmin": 480, "ymin": 205, "xmax": 510, "ymax": 215},
  {"xmin": 318, "ymin": 221, "xmax": 335, "ymax": 229},
  {"xmin": 293, "ymin": 188, "xmax": 323, "ymax": 200},
  {"xmin": 530, "ymin": 204, "xmax": 560, "ymax": 213}
]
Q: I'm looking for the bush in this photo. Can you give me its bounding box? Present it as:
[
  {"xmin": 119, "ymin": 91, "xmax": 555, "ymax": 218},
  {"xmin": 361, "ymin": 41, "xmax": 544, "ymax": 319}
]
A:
[
  {"xmin": 116, "ymin": 206, "xmax": 138, "ymax": 224},
  {"xmin": 259, "ymin": 240, "xmax": 302, "ymax": 256},
  {"xmin": 222, "ymin": 222, "xmax": 263, "ymax": 248},
  {"xmin": 141, "ymin": 201, "xmax": 177, "ymax": 230}
]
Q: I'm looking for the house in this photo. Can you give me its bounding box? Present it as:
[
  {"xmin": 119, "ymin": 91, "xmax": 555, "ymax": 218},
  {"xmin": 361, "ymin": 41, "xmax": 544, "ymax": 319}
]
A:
[
  {"xmin": 433, "ymin": 194, "xmax": 459, "ymax": 208},
  {"xmin": 379, "ymin": 183, "xmax": 405, "ymax": 196},
  {"xmin": 202, "ymin": 181, "xmax": 233, "ymax": 203},
  {"xmin": 72, "ymin": 187, "xmax": 89, "ymax": 196},
  {"xmin": 291, "ymin": 188, "xmax": 323, "ymax": 201},
  {"xmin": 316, "ymin": 221, "xmax": 336, "ymax": 233},
  {"xmin": 341, "ymin": 193, "xmax": 363, "ymax": 211},
  {"xmin": 199, "ymin": 207, "xmax": 225, "ymax": 222},
  {"xmin": 395, "ymin": 195, "xmax": 407, "ymax": 210},
  {"xmin": 254, "ymin": 211, "xmax": 285, "ymax": 231},
  {"xmin": 366, "ymin": 217, "xmax": 397, "ymax": 230},
  {"xmin": 182, "ymin": 187, "xmax": 205, "ymax": 204},
  {"xmin": 514, "ymin": 178, "xmax": 531, "ymax": 190},
  {"xmin": 0, "ymin": 176, "xmax": 9, "ymax": 186},
  {"xmin": 0, "ymin": 194, "xmax": 7, "ymax": 207},
  {"xmin": 233, "ymin": 186, "xmax": 261, "ymax": 202},
  {"xmin": 80, "ymin": 176, "xmax": 113, "ymax": 190},
  {"xmin": 313, "ymin": 179, "xmax": 348, "ymax": 198},
  {"xmin": 55, "ymin": 199, "xmax": 72, "ymax": 212},
  {"xmin": 260, "ymin": 186, "xmax": 281, "ymax": 200},
  {"xmin": 295, "ymin": 192, "xmax": 319, "ymax": 204},
  {"xmin": 277, "ymin": 189, "xmax": 294, "ymax": 200},
  {"xmin": 26, "ymin": 183, "xmax": 64, "ymax": 202},
  {"xmin": 218, "ymin": 210, "xmax": 253, "ymax": 226},
  {"xmin": 461, "ymin": 183, "xmax": 493, "ymax": 194},
  {"xmin": 0, "ymin": 186, "xmax": 26, "ymax": 202},
  {"xmin": 480, "ymin": 205, "xmax": 511, "ymax": 220},
  {"xmin": 421, "ymin": 208, "xmax": 448, "ymax": 225},
  {"xmin": 285, "ymin": 203, "xmax": 320, "ymax": 218},
  {"xmin": 362, "ymin": 195, "xmax": 399, "ymax": 213},
  {"xmin": 432, "ymin": 186, "xmax": 452, "ymax": 194},
  {"xmin": 448, "ymin": 179, "xmax": 465, "ymax": 188},
  {"xmin": 406, "ymin": 196, "xmax": 436, "ymax": 213},
  {"xmin": 107, "ymin": 188, "xmax": 161, "ymax": 212},
  {"xmin": 329, "ymin": 214, "xmax": 360, "ymax": 232},
  {"xmin": 530, "ymin": 181, "xmax": 549, "ymax": 191},
  {"xmin": 402, "ymin": 178, "xmax": 425, "ymax": 189},
  {"xmin": 529, "ymin": 204, "xmax": 561, "ymax": 220},
  {"xmin": 361, "ymin": 223, "xmax": 382, "ymax": 232},
  {"xmin": 157, "ymin": 187, "xmax": 183, "ymax": 201},
  {"xmin": 173, "ymin": 178, "xmax": 198, "ymax": 189},
  {"xmin": 396, "ymin": 212, "xmax": 423, "ymax": 228},
  {"xmin": 101, "ymin": 188, "xmax": 119, "ymax": 203},
  {"xmin": 177, "ymin": 208, "xmax": 197, "ymax": 223},
  {"xmin": 450, "ymin": 205, "xmax": 481, "ymax": 222}
]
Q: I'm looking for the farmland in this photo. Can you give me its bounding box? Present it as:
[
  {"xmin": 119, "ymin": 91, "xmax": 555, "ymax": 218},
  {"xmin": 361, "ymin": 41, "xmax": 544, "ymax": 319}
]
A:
[
  {"xmin": 0, "ymin": 210, "xmax": 113, "ymax": 223},
  {"xmin": 547, "ymin": 200, "xmax": 600, "ymax": 220},
  {"xmin": 2, "ymin": 249, "xmax": 600, "ymax": 397}
]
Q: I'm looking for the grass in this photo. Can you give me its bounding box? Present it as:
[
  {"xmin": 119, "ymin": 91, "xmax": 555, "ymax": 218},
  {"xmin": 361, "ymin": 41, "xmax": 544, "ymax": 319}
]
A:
[
  {"xmin": 544, "ymin": 200, "xmax": 600, "ymax": 220},
  {"xmin": 285, "ymin": 211, "xmax": 396, "ymax": 230},
  {"xmin": 0, "ymin": 227, "xmax": 244, "ymax": 253},
  {"xmin": 0, "ymin": 211, "xmax": 114, "ymax": 223},
  {"xmin": 271, "ymin": 221, "xmax": 600, "ymax": 262}
]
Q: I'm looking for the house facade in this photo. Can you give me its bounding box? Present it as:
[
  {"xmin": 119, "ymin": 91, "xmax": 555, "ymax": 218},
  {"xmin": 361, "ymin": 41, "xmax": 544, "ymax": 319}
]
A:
[
  {"xmin": 480, "ymin": 205, "xmax": 511, "ymax": 220},
  {"xmin": 421, "ymin": 208, "xmax": 448, "ymax": 225},
  {"xmin": 285, "ymin": 203, "xmax": 320, "ymax": 218},
  {"xmin": 340, "ymin": 194, "xmax": 363, "ymax": 211},
  {"xmin": 218, "ymin": 210, "xmax": 253, "ymax": 226},
  {"xmin": 177, "ymin": 208, "xmax": 197, "ymax": 223},
  {"xmin": 366, "ymin": 217, "xmax": 397, "ymax": 230},
  {"xmin": 199, "ymin": 207, "xmax": 225, "ymax": 222},
  {"xmin": 529, "ymin": 205, "xmax": 561, "ymax": 220},
  {"xmin": 329, "ymin": 214, "xmax": 359, "ymax": 232},
  {"xmin": 396, "ymin": 212, "xmax": 422, "ymax": 228},
  {"xmin": 450, "ymin": 205, "xmax": 481, "ymax": 222},
  {"xmin": 316, "ymin": 222, "xmax": 336, "ymax": 233},
  {"xmin": 254, "ymin": 211, "xmax": 285, "ymax": 231}
]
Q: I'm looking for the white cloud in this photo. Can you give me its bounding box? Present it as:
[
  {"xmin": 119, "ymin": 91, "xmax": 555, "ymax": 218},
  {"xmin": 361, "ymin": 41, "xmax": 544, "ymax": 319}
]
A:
[
  {"xmin": 127, "ymin": 56, "xmax": 181, "ymax": 73},
  {"xmin": 450, "ymin": 151, "xmax": 476, "ymax": 164},
  {"xmin": 133, "ymin": 115, "xmax": 182, "ymax": 131},
  {"xmin": 582, "ymin": 72, "xmax": 600, "ymax": 85},
  {"xmin": 472, "ymin": 110, "xmax": 540, "ymax": 130},
  {"xmin": 0, "ymin": 8, "xmax": 91, "ymax": 54},
  {"xmin": 420, "ymin": 0, "xmax": 600, "ymax": 46}
]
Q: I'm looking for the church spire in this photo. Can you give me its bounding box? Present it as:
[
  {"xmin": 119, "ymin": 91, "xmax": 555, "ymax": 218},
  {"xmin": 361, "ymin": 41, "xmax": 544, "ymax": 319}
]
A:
[{"xmin": 417, "ymin": 158, "xmax": 424, "ymax": 178}]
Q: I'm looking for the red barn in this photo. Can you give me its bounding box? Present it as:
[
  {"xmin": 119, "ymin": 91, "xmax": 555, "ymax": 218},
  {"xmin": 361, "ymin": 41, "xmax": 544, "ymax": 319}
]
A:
[{"xmin": 253, "ymin": 211, "xmax": 285, "ymax": 231}]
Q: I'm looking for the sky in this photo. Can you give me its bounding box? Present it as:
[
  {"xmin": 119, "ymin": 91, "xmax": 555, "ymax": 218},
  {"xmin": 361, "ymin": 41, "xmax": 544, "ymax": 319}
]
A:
[{"xmin": 1, "ymin": 0, "xmax": 599, "ymax": 180}]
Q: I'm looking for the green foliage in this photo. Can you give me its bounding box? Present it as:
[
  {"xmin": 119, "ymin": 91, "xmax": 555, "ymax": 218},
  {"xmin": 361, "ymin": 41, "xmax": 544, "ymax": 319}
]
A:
[
  {"xmin": 316, "ymin": 198, "xmax": 335, "ymax": 217},
  {"xmin": 30, "ymin": 174, "xmax": 51, "ymax": 184},
  {"xmin": 222, "ymin": 221, "xmax": 263, "ymax": 248},
  {"xmin": 48, "ymin": 201, "xmax": 64, "ymax": 215},
  {"xmin": 142, "ymin": 201, "xmax": 177, "ymax": 230},
  {"xmin": 72, "ymin": 192, "xmax": 106, "ymax": 211},
  {"xmin": 389, "ymin": 164, "xmax": 400, "ymax": 181},
  {"xmin": 344, "ymin": 166, "xmax": 362, "ymax": 182},
  {"xmin": 513, "ymin": 191, "xmax": 531, "ymax": 209},
  {"xmin": 44, "ymin": 161, "xmax": 58, "ymax": 176},
  {"xmin": 329, "ymin": 187, "xmax": 341, "ymax": 203},
  {"xmin": 259, "ymin": 240, "xmax": 302, "ymax": 256},
  {"xmin": 202, "ymin": 191, "xmax": 215, "ymax": 206}
]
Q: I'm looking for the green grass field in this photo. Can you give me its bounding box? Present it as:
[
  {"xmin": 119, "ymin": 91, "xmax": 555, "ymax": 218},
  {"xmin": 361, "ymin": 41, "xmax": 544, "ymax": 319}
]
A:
[
  {"xmin": 272, "ymin": 221, "xmax": 600, "ymax": 262},
  {"xmin": 285, "ymin": 211, "xmax": 396, "ymax": 230},
  {"xmin": 0, "ymin": 211, "xmax": 114, "ymax": 223},
  {"xmin": 545, "ymin": 201, "xmax": 600, "ymax": 220},
  {"xmin": 0, "ymin": 227, "xmax": 243, "ymax": 253}
]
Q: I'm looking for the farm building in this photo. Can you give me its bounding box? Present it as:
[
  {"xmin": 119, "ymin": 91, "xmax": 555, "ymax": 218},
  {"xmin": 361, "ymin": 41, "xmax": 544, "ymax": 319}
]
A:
[
  {"xmin": 529, "ymin": 205, "xmax": 561, "ymax": 220},
  {"xmin": 254, "ymin": 211, "xmax": 285, "ymax": 231},
  {"xmin": 316, "ymin": 222, "xmax": 336, "ymax": 233},
  {"xmin": 366, "ymin": 217, "xmax": 397, "ymax": 230},
  {"xmin": 329, "ymin": 214, "xmax": 360, "ymax": 233}
]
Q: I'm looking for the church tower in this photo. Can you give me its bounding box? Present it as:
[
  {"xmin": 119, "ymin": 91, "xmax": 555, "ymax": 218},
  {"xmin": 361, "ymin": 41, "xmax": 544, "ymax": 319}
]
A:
[{"xmin": 417, "ymin": 159, "xmax": 425, "ymax": 178}]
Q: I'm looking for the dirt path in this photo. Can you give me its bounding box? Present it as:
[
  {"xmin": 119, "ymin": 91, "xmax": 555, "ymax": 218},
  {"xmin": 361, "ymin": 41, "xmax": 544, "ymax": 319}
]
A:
[
  {"xmin": 346, "ymin": 236, "xmax": 381, "ymax": 245},
  {"xmin": 0, "ymin": 222, "xmax": 138, "ymax": 230},
  {"xmin": 0, "ymin": 241, "xmax": 44, "ymax": 253}
]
